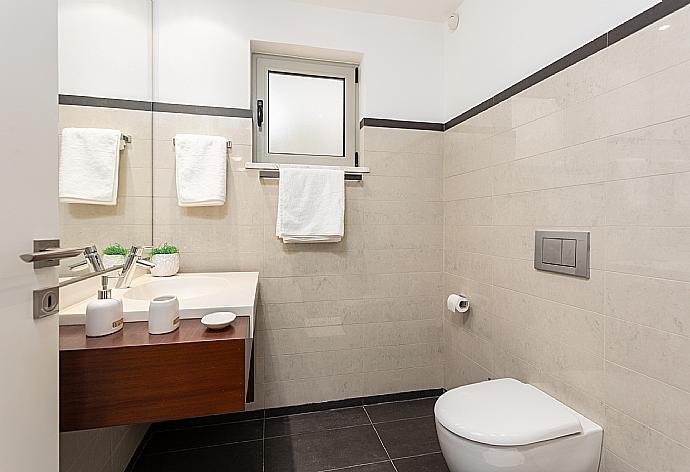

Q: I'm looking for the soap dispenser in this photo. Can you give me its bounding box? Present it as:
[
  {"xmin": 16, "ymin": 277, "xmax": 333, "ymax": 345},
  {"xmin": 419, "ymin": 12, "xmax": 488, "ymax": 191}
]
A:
[{"xmin": 85, "ymin": 276, "xmax": 124, "ymax": 337}]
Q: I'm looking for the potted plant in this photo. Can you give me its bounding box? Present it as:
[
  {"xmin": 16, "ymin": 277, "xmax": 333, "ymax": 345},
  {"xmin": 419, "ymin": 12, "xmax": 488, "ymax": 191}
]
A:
[
  {"xmin": 102, "ymin": 244, "xmax": 128, "ymax": 269},
  {"xmin": 149, "ymin": 243, "xmax": 180, "ymax": 277}
]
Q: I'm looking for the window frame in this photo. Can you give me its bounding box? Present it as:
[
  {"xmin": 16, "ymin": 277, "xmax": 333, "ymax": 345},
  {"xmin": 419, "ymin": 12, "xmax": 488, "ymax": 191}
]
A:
[{"xmin": 252, "ymin": 54, "xmax": 359, "ymax": 167}]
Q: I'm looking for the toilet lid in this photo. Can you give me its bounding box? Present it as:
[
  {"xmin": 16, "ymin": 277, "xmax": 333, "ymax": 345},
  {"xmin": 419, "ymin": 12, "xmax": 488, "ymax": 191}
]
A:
[{"xmin": 434, "ymin": 378, "xmax": 582, "ymax": 446}]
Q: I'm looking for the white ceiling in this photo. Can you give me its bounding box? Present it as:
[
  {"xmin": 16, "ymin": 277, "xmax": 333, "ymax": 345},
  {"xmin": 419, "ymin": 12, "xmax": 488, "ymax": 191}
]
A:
[{"xmin": 292, "ymin": 0, "xmax": 464, "ymax": 22}]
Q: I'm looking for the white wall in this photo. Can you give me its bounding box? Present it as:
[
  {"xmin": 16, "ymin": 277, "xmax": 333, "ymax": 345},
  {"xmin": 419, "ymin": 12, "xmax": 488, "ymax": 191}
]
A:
[
  {"xmin": 443, "ymin": 0, "xmax": 660, "ymax": 121},
  {"xmin": 59, "ymin": 0, "xmax": 152, "ymax": 101},
  {"xmin": 154, "ymin": 0, "xmax": 445, "ymax": 122}
]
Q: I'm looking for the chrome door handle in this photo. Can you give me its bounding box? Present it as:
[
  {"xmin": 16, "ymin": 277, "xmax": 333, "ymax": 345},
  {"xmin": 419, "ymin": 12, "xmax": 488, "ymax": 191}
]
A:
[{"xmin": 19, "ymin": 239, "xmax": 86, "ymax": 269}]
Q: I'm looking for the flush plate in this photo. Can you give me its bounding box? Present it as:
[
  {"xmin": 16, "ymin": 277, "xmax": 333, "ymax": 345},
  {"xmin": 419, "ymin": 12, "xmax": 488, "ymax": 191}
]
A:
[{"xmin": 534, "ymin": 231, "xmax": 590, "ymax": 279}]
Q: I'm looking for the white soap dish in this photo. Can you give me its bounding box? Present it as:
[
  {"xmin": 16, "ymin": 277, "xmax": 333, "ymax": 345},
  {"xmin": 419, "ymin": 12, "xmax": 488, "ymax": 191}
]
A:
[{"xmin": 201, "ymin": 311, "xmax": 237, "ymax": 330}]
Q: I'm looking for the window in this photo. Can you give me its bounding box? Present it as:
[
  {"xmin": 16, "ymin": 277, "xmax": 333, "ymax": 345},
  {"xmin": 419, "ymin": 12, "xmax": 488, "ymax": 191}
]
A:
[{"xmin": 252, "ymin": 54, "xmax": 359, "ymax": 166}]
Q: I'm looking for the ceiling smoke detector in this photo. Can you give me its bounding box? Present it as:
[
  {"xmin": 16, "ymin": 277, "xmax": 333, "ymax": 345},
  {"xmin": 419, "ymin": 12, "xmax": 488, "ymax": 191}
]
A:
[{"xmin": 448, "ymin": 12, "xmax": 460, "ymax": 31}]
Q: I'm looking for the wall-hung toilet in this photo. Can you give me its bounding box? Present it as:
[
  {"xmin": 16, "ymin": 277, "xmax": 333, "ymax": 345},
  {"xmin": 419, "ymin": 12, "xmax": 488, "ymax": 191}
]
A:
[{"xmin": 435, "ymin": 378, "xmax": 602, "ymax": 472}]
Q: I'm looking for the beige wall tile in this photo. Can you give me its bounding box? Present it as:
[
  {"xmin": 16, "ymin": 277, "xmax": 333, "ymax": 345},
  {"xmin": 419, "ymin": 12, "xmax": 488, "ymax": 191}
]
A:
[
  {"xmin": 153, "ymin": 112, "xmax": 252, "ymax": 145},
  {"xmin": 362, "ymin": 151, "xmax": 442, "ymax": 178},
  {"xmin": 605, "ymin": 318, "xmax": 690, "ymax": 393},
  {"xmin": 604, "ymin": 272, "xmax": 690, "ymax": 337},
  {"xmin": 605, "ymin": 227, "xmax": 690, "ymax": 282},
  {"xmin": 361, "ymin": 127, "xmax": 442, "ymax": 154},
  {"xmin": 605, "ymin": 361, "xmax": 690, "ymax": 448},
  {"xmin": 605, "ymin": 407, "xmax": 690, "ymax": 472}
]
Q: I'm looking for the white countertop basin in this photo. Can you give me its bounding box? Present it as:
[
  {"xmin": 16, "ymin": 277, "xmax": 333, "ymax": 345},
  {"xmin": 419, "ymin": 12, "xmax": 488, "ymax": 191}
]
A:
[{"xmin": 59, "ymin": 272, "xmax": 259, "ymax": 335}]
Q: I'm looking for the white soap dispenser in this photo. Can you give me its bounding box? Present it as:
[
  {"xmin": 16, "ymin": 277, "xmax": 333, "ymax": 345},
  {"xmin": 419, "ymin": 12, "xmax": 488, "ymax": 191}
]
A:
[{"xmin": 85, "ymin": 276, "xmax": 124, "ymax": 337}]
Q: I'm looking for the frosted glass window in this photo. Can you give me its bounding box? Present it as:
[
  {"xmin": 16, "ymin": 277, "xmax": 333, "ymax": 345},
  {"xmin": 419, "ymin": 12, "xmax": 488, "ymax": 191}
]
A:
[
  {"xmin": 253, "ymin": 54, "xmax": 358, "ymax": 167},
  {"xmin": 268, "ymin": 72, "xmax": 345, "ymax": 157}
]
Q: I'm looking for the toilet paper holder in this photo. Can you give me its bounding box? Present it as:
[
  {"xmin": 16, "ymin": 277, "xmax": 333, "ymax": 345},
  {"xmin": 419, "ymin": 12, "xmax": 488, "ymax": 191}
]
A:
[{"xmin": 447, "ymin": 294, "xmax": 470, "ymax": 313}]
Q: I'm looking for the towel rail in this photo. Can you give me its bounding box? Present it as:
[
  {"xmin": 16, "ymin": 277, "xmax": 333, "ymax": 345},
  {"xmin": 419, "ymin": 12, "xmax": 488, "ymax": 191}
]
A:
[
  {"xmin": 245, "ymin": 163, "xmax": 369, "ymax": 181},
  {"xmin": 172, "ymin": 137, "xmax": 232, "ymax": 150},
  {"xmin": 121, "ymin": 134, "xmax": 132, "ymax": 144}
]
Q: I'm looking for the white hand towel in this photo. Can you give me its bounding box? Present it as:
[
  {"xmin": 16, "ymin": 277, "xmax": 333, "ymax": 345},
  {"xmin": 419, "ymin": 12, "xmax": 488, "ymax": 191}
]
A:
[
  {"xmin": 276, "ymin": 165, "xmax": 345, "ymax": 243},
  {"xmin": 59, "ymin": 128, "xmax": 122, "ymax": 205},
  {"xmin": 175, "ymin": 134, "xmax": 227, "ymax": 207}
]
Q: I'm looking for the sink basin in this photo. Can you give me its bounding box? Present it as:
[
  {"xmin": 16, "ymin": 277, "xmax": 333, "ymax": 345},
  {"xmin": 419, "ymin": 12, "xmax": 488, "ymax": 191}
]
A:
[
  {"xmin": 59, "ymin": 272, "xmax": 259, "ymax": 334},
  {"xmin": 124, "ymin": 276, "xmax": 229, "ymax": 301}
]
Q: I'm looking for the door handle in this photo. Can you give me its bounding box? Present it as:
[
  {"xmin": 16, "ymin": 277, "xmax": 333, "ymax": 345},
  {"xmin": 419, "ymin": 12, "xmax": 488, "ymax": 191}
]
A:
[{"xmin": 257, "ymin": 99, "xmax": 263, "ymax": 128}]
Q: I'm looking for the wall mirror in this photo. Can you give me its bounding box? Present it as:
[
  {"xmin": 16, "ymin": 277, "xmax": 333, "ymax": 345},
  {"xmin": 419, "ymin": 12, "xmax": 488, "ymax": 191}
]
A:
[{"xmin": 57, "ymin": 0, "xmax": 153, "ymax": 276}]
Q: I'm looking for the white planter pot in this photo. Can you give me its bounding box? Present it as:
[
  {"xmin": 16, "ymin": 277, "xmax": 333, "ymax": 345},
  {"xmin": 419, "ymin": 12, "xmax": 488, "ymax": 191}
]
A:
[
  {"xmin": 102, "ymin": 254, "xmax": 126, "ymax": 269},
  {"xmin": 150, "ymin": 253, "xmax": 180, "ymax": 277}
]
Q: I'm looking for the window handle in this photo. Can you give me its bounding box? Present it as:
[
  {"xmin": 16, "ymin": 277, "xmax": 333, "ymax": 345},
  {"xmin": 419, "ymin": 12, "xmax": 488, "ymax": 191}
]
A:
[{"xmin": 257, "ymin": 99, "xmax": 264, "ymax": 128}]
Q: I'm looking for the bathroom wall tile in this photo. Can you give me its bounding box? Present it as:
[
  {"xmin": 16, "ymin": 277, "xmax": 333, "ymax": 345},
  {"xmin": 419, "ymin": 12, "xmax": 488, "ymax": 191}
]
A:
[
  {"xmin": 444, "ymin": 250, "xmax": 493, "ymax": 284},
  {"xmin": 179, "ymin": 251, "xmax": 261, "ymax": 273},
  {"xmin": 361, "ymin": 343, "xmax": 441, "ymax": 373},
  {"xmin": 442, "ymin": 167, "xmax": 493, "ymax": 201},
  {"xmin": 361, "ymin": 365, "xmax": 443, "ymax": 396},
  {"xmin": 511, "ymin": 109, "xmax": 568, "ymax": 160},
  {"xmin": 258, "ymin": 296, "xmax": 442, "ymax": 331},
  {"xmin": 605, "ymin": 172, "xmax": 690, "ymax": 226},
  {"xmin": 443, "ymin": 131, "xmax": 497, "ymax": 177},
  {"xmin": 362, "ymin": 319, "xmax": 442, "ymax": 348},
  {"xmin": 605, "ymin": 407, "xmax": 690, "ymax": 472},
  {"xmin": 155, "ymin": 224, "xmax": 263, "ymax": 254},
  {"xmin": 60, "ymin": 196, "xmax": 152, "ymax": 226},
  {"xmin": 493, "ymin": 313, "xmax": 605, "ymax": 398},
  {"xmin": 492, "ymin": 140, "xmax": 607, "ymax": 196},
  {"xmin": 361, "ymin": 127, "xmax": 442, "ymax": 155},
  {"xmin": 362, "ymin": 176, "xmax": 440, "ymax": 202},
  {"xmin": 491, "ymin": 286, "xmax": 604, "ymax": 356},
  {"xmin": 362, "ymin": 224, "xmax": 443, "ymax": 250},
  {"xmin": 604, "ymin": 226, "xmax": 690, "ymax": 282},
  {"xmin": 362, "ymin": 151, "xmax": 442, "ymax": 178},
  {"xmin": 264, "ymin": 373, "xmax": 363, "ymax": 408},
  {"xmin": 602, "ymin": 450, "xmax": 642, "ymax": 472},
  {"xmin": 258, "ymin": 324, "xmax": 365, "ymax": 357},
  {"xmin": 605, "ymin": 361, "xmax": 690, "ymax": 448},
  {"xmin": 262, "ymin": 250, "xmax": 364, "ymax": 278},
  {"xmin": 59, "ymin": 105, "xmax": 152, "ymax": 139},
  {"xmin": 365, "ymin": 272, "xmax": 443, "ymax": 300},
  {"xmin": 444, "ymin": 351, "xmax": 492, "ymax": 390},
  {"xmin": 605, "ymin": 115, "xmax": 690, "ymax": 181},
  {"xmin": 364, "ymin": 248, "xmax": 443, "ymax": 274},
  {"xmin": 153, "ymin": 112, "xmax": 252, "ymax": 145},
  {"xmin": 445, "ymin": 225, "xmax": 493, "ymax": 256},
  {"xmin": 605, "ymin": 318, "xmax": 690, "ymax": 393},
  {"xmin": 264, "ymin": 350, "xmax": 363, "ymax": 382},
  {"xmin": 444, "ymin": 197, "xmax": 493, "ymax": 227},
  {"xmin": 363, "ymin": 200, "xmax": 442, "ymax": 226},
  {"xmin": 444, "ymin": 320, "xmax": 493, "ymax": 371},
  {"xmin": 604, "ymin": 272, "xmax": 690, "ymax": 337},
  {"xmin": 492, "ymin": 183, "xmax": 605, "ymax": 227},
  {"xmin": 259, "ymin": 275, "xmax": 366, "ymax": 304},
  {"xmin": 492, "ymin": 257, "xmax": 604, "ymax": 313}
]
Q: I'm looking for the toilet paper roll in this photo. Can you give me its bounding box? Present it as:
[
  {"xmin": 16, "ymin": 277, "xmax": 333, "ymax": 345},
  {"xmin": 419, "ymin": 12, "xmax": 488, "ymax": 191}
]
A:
[{"xmin": 447, "ymin": 294, "xmax": 469, "ymax": 313}]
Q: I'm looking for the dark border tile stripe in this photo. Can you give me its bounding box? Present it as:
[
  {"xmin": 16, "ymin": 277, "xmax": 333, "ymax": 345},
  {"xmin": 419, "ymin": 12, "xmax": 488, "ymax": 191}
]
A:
[
  {"xmin": 59, "ymin": 94, "xmax": 152, "ymax": 111},
  {"xmin": 443, "ymin": 0, "xmax": 690, "ymax": 131},
  {"xmin": 152, "ymin": 101, "xmax": 252, "ymax": 118},
  {"xmin": 265, "ymin": 389, "xmax": 444, "ymax": 418},
  {"xmin": 360, "ymin": 118, "xmax": 444, "ymax": 132}
]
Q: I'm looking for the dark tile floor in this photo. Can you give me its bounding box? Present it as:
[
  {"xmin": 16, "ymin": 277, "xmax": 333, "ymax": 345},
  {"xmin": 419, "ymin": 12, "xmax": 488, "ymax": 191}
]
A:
[{"xmin": 133, "ymin": 396, "xmax": 449, "ymax": 472}]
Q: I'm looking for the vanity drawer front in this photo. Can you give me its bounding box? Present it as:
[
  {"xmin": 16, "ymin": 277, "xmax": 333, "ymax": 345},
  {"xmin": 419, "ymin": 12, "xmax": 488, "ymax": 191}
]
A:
[{"xmin": 59, "ymin": 322, "xmax": 248, "ymax": 432}]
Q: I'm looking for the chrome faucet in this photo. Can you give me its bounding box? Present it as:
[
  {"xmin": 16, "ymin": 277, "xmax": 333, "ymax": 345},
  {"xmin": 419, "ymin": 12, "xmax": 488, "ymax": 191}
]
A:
[
  {"xmin": 68, "ymin": 245, "xmax": 105, "ymax": 272},
  {"xmin": 114, "ymin": 246, "xmax": 155, "ymax": 289}
]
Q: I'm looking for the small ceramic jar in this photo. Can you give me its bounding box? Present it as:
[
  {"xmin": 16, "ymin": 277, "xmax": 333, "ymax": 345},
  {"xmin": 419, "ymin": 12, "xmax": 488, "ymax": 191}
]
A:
[
  {"xmin": 148, "ymin": 295, "xmax": 180, "ymax": 334},
  {"xmin": 150, "ymin": 253, "xmax": 180, "ymax": 277}
]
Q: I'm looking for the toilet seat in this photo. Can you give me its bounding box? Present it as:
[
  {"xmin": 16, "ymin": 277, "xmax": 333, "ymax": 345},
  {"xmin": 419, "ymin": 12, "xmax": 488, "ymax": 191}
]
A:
[{"xmin": 434, "ymin": 378, "xmax": 583, "ymax": 446}]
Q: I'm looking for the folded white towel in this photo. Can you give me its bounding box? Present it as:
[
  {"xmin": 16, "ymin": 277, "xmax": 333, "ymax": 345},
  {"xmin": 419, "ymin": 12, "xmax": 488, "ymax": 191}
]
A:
[
  {"xmin": 59, "ymin": 128, "xmax": 122, "ymax": 205},
  {"xmin": 276, "ymin": 165, "xmax": 345, "ymax": 243},
  {"xmin": 175, "ymin": 134, "xmax": 227, "ymax": 207}
]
